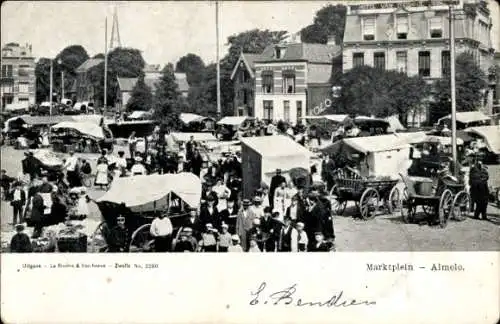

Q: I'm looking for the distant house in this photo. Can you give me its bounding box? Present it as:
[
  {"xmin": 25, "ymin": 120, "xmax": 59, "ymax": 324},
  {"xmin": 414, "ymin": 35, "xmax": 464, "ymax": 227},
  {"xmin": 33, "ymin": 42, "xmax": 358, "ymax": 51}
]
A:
[
  {"xmin": 230, "ymin": 52, "xmax": 262, "ymax": 117},
  {"xmin": 75, "ymin": 58, "xmax": 104, "ymax": 107},
  {"xmin": 116, "ymin": 66, "xmax": 189, "ymax": 111}
]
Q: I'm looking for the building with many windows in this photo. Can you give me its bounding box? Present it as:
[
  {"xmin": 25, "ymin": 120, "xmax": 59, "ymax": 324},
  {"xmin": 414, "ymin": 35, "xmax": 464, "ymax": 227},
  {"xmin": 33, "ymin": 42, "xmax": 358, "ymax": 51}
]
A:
[
  {"xmin": 230, "ymin": 52, "xmax": 262, "ymax": 117},
  {"xmin": 342, "ymin": 0, "xmax": 496, "ymax": 120},
  {"xmin": 1, "ymin": 43, "xmax": 36, "ymax": 110},
  {"xmin": 253, "ymin": 39, "xmax": 341, "ymax": 124}
]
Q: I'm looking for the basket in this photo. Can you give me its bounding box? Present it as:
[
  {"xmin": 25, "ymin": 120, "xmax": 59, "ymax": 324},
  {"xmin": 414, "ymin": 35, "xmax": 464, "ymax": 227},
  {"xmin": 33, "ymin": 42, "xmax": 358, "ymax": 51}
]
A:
[{"xmin": 57, "ymin": 233, "xmax": 88, "ymax": 252}]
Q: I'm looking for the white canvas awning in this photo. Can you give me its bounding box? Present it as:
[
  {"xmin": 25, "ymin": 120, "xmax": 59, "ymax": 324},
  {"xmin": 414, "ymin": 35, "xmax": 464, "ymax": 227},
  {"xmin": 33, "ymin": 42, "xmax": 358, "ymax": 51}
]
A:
[
  {"xmin": 51, "ymin": 121, "xmax": 105, "ymax": 139},
  {"xmin": 439, "ymin": 111, "xmax": 491, "ymax": 124},
  {"xmin": 302, "ymin": 114, "xmax": 350, "ymax": 123},
  {"xmin": 217, "ymin": 116, "xmax": 251, "ymax": 126},
  {"xmin": 179, "ymin": 113, "xmax": 208, "ymax": 124},
  {"xmin": 385, "ymin": 115, "xmax": 406, "ymax": 131},
  {"xmin": 466, "ymin": 125, "xmax": 500, "ymax": 154},
  {"xmin": 5, "ymin": 102, "xmax": 29, "ymax": 111},
  {"xmin": 167, "ymin": 132, "xmax": 217, "ymax": 143},
  {"xmin": 323, "ymin": 134, "xmax": 410, "ymax": 154},
  {"xmin": 128, "ymin": 111, "xmax": 151, "ymax": 119},
  {"xmin": 241, "ymin": 135, "xmax": 313, "ymax": 158}
]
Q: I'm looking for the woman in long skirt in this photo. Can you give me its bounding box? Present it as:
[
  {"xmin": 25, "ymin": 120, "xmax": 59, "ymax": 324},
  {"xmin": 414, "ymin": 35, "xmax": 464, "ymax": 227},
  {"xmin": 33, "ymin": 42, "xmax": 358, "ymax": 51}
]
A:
[
  {"xmin": 273, "ymin": 181, "xmax": 287, "ymax": 218},
  {"xmin": 94, "ymin": 151, "xmax": 109, "ymax": 190},
  {"xmin": 283, "ymin": 181, "xmax": 297, "ymax": 214}
]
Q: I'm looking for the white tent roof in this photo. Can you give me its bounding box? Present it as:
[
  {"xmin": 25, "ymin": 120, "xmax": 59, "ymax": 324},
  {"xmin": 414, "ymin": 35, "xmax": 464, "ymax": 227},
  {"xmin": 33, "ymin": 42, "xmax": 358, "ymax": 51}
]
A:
[
  {"xmin": 97, "ymin": 173, "xmax": 202, "ymax": 212},
  {"xmin": 302, "ymin": 114, "xmax": 350, "ymax": 123},
  {"xmin": 343, "ymin": 134, "xmax": 410, "ymax": 154},
  {"xmin": 179, "ymin": 113, "xmax": 206, "ymax": 124},
  {"xmin": 70, "ymin": 114, "xmax": 103, "ymax": 125},
  {"xmin": 51, "ymin": 121, "xmax": 105, "ymax": 139},
  {"xmin": 466, "ymin": 125, "xmax": 500, "ymax": 154},
  {"xmin": 128, "ymin": 111, "xmax": 151, "ymax": 119},
  {"xmin": 32, "ymin": 149, "xmax": 63, "ymax": 167},
  {"xmin": 5, "ymin": 102, "xmax": 29, "ymax": 111},
  {"xmin": 167, "ymin": 132, "xmax": 217, "ymax": 142},
  {"xmin": 241, "ymin": 135, "xmax": 313, "ymax": 158},
  {"xmin": 439, "ymin": 111, "xmax": 491, "ymax": 124},
  {"xmin": 385, "ymin": 115, "xmax": 406, "ymax": 131},
  {"xmin": 217, "ymin": 116, "xmax": 251, "ymax": 126}
]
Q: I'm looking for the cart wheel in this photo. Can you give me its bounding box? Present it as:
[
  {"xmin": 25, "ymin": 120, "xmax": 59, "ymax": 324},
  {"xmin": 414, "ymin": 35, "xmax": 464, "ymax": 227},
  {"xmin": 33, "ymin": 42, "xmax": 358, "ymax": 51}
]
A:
[
  {"xmin": 451, "ymin": 190, "xmax": 470, "ymax": 221},
  {"xmin": 438, "ymin": 189, "xmax": 453, "ymax": 228},
  {"xmin": 329, "ymin": 185, "xmax": 346, "ymax": 215},
  {"xmin": 386, "ymin": 186, "xmax": 400, "ymax": 214},
  {"xmin": 359, "ymin": 188, "xmax": 379, "ymax": 220},
  {"xmin": 400, "ymin": 188, "xmax": 412, "ymax": 223},
  {"xmin": 90, "ymin": 221, "xmax": 109, "ymax": 252},
  {"xmin": 129, "ymin": 224, "xmax": 154, "ymax": 252}
]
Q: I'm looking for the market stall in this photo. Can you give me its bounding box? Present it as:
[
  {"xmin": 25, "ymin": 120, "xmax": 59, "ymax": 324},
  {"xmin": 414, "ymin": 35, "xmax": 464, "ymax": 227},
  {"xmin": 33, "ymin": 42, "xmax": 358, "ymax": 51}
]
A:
[
  {"xmin": 240, "ymin": 135, "xmax": 312, "ymax": 199},
  {"xmin": 217, "ymin": 116, "xmax": 254, "ymax": 140},
  {"xmin": 465, "ymin": 125, "xmax": 500, "ymax": 163},
  {"xmin": 50, "ymin": 121, "xmax": 113, "ymax": 153},
  {"xmin": 179, "ymin": 113, "xmax": 216, "ymax": 132},
  {"xmin": 438, "ymin": 111, "xmax": 491, "ymax": 130}
]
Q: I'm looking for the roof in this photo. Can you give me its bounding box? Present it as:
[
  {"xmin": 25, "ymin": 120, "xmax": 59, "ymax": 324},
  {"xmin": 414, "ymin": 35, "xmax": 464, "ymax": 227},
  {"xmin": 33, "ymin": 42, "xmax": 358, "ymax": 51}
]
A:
[
  {"xmin": 118, "ymin": 75, "xmax": 189, "ymax": 93},
  {"xmin": 256, "ymin": 43, "xmax": 341, "ymax": 64},
  {"xmin": 128, "ymin": 111, "xmax": 152, "ymax": 119},
  {"xmin": 322, "ymin": 134, "xmax": 410, "ymax": 155},
  {"xmin": 5, "ymin": 102, "xmax": 29, "ymax": 111},
  {"xmin": 31, "ymin": 149, "xmax": 63, "ymax": 167},
  {"xmin": 167, "ymin": 132, "xmax": 218, "ymax": 143},
  {"xmin": 230, "ymin": 52, "xmax": 262, "ymax": 80},
  {"xmin": 302, "ymin": 114, "xmax": 350, "ymax": 123},
  {"xmin": 465, "ymin": 125, "xmax": 500, "ymax": 154},
  {"xmin": 439, "ymin": 111, "xmax": 491, "ymax": 124},
  {"xmin": 51, "ymin": 121, "xmax": 105, "ymax": 139},
  {"xmin": 179, "ymin": 113, "xmax": 205, "ymax": 124},
  {"xmin": 97, "ymin": 173, "xmax": 202, "ymax": 212},
  {"xmin": 16, "ymin": 115, "xmax": 76, "ymax": 126},
  {"xmin": 385, "ymin": 115, "xmax": 406, "ymax": 131},
  {"xmin": 241, "ymin": 135, "xmax": 313, "ymax": 158},
  {"xmin": 217, "ymin": 116, "xmax": 252, "ymax": 126},
  {"xmin": 76, "ymin": 58, "xmax": 103, "ymax": 73}
]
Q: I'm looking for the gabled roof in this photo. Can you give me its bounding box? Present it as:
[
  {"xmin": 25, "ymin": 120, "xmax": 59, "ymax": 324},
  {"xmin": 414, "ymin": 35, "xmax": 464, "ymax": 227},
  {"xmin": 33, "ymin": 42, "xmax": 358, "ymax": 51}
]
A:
[
  {"xmin": 76, "ymin": 58, "xmax": 103, "ymax": 73},
  {"xmin": 255, "ymin": 43, "xmax": 341, "ymax": 64},
  {"xmin": 230, "ymin": 52, "xmax": 262, "ymax": 80}
]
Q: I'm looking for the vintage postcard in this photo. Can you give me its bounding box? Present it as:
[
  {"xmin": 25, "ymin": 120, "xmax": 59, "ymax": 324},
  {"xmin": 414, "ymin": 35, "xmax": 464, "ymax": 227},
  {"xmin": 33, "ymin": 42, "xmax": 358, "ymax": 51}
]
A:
[{"xmin": 1, "ymin": 0, "xmax": 499, "ymax": 323}]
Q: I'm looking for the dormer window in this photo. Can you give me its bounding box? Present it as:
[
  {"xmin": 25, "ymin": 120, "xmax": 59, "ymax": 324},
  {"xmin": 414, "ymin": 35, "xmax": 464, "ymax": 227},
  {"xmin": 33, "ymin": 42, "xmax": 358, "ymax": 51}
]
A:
[
  {"xmin": 430, "ymin": 16, "xmax": 443, "ymax": 38},
  {"xmin": 363, "ymin": 17, "xmax": 376, "ymax": 40},
  {"xmin": 396, "ymin": 15, "xmax": 408, "ymax": 39},
  {"xmin": 274, "ymin": 46, "xmax": 286, "ymax": 59}
]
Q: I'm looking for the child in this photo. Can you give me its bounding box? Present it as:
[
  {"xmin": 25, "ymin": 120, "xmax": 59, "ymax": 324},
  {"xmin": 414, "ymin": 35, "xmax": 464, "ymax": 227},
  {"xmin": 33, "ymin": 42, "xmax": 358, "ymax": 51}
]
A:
[
  {"xmin": 228, "ymin": 235, "xmax": 243, "ymax": 252},
  {"xmin": 296, "ymin": 222, "xmax": 309, "ymax": 252},
  {"xmin": 217, "ymin": 223, "xmax": 232, "ymax": 252},
  {"xmin": 10, "ymin": 224, "xmax": 32, "ymax": 253},
  {"xmin": 76, "ymin": 188, "xmax": 90, "ymax": 220},
  {"xmin": 248, "ymin": 236, "xmax": 261, "ymax": 253},
  {"xmin": 199, "ymin": 223, "xmax": 218, "ymax": 252}
]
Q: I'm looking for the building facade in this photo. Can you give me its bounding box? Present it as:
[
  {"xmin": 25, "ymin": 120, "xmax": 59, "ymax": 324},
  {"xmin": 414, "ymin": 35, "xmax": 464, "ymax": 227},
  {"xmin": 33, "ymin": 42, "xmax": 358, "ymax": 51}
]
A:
[
  {"xmin": 253, "ymin": 41, "xmax": 341, "ymax": 124},
  {"xmin": 75, "ymin": 58, "xmax": 104, "ymax": 106},
  {"xmin": 230, "ymin": 52, "xmax": 261, "ymax": 117},
  {"xmin": 1, "ymin": 43, "xmax": 36, "ymax": 110},
  {"xmin": 343, "ymin": 0, "xmax": 496, "ymax": 120}
]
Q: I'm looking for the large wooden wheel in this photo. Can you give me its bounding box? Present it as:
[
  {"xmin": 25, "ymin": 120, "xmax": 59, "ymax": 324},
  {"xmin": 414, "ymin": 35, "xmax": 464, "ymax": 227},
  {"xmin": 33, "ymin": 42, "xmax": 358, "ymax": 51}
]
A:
[
  {"xmin": 129, "ymin": 224, "xmax": 154, "ymax": 252},
  {"xmin": 400, "ymin": 188, "xmax": 414, "ymax": 223},
  {"xmin": 451, "ymin": 191, "xmax": 470, "ymax": 221},
  {"xmin": 386, "ymin": 186, "xmax": 401, "ymax": 214},
  {"xmin": 438, "ymin": 189, "xmax": 453, "ymax": 228},
  {"xmin": 329, "ymin": 185, "xmax": 346, "ymax": 215},
  {"xmin": 90, "ymin": 221, "xmax": 109, "ymax": 252},
  {"xmin": 359, "ymin": 188, "xmax": 379, "ymax": 220}
]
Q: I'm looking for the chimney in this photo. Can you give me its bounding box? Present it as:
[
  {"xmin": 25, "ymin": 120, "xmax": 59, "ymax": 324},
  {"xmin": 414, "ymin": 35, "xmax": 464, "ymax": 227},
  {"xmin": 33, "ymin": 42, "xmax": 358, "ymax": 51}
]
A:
[{"xmin": 327, "ymin": 34, "xmax": 337, "ymax": 46}]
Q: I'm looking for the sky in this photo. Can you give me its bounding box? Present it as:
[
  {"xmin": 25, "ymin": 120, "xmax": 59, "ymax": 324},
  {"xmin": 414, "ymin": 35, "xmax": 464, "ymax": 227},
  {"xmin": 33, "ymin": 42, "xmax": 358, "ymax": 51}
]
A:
[{"xmin": 1, "ymin": 1, "xmax": 499, "ymax": 67}]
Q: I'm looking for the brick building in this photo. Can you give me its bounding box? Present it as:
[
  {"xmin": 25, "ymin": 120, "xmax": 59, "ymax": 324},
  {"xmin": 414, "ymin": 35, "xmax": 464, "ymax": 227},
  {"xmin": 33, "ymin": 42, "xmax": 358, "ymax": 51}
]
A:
[
  {"xmin": 75, "ymin": 58, "xmax": 104, "ymax": 106},
  {"xmin": 1, "ymin": 43, "xmax": 36, "ymax": 110},
  {"xmin": 230, "ymin": 52, "xmax": 262, "ymax": 117}
]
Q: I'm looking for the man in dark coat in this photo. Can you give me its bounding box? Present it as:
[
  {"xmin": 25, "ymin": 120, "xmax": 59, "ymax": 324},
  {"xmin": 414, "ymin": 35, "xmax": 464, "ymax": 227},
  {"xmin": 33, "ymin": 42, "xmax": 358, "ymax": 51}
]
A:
[
  {"xmin": 108, "ymin": 215, "xmax": 129, "ymax": 252},
  {"xmin": 219, "ymin": 199, "xmax": 238, "ymax": 234},
  {"xmin": 190, "ymin": 148, "xmax": 204, "ymax": 177},
  {"xmin": 30, "ymin": 192, "xmax": 45, "ymax": 238},
  {"xmin": 10, "ymin": 182, "xmax": 26, "ymax": 224},
  {"xmin": 304, "ymin": 192, "xmax": 324, "ymax": 249},
  {"xmin": 469, "ymin": 161, "xmax": 489, "ymax": 220},
  {"xmin": 199, "ymin": 196, "xmax": 220, "ymax": 229},
  {"xmin": 269, "ymin": 169, "xmax": 286, "ymax": 208},
  {"xmin": 310, "ymin": 232, "xmax": 332, "ymax": 252},
  {"xmin": 10, "ymin": 224, "xmax": 32, "ymax": 252}
]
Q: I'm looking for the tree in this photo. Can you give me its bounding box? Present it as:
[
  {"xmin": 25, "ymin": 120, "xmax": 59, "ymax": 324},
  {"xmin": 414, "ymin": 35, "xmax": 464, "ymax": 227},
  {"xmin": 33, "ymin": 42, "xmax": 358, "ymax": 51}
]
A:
[
  {"xmin": 153, "ymin": 65, "xmax": 183, "ymax": 129},
  {"xmin": 35, "ymin": 58, "xmax": 52, "ymax": 102},
  {"xmin": 126, "ymin": 75, "xmax": 153, "ymax": 111},
  {"xmin": 175, "ymin": 53, "xmax": 205, "ymax": 86},
  {"xmin": 433, "ymin": 52, "xmax": 487, "ymax": 114},
  {"xmin": 301, "ymin": 5, "xmax": 347, "ymax": 44},
  {"xmin": 336, "ymin": 66, "xmax": 429, "ymax": 125}
]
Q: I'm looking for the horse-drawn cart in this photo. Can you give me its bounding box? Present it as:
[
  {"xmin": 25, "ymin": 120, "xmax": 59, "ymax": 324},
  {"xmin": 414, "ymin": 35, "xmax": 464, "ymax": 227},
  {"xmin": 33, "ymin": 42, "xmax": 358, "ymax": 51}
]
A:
[{"xmin": 91, "ymin": 172, "xmax": 202, "ymax": 252}]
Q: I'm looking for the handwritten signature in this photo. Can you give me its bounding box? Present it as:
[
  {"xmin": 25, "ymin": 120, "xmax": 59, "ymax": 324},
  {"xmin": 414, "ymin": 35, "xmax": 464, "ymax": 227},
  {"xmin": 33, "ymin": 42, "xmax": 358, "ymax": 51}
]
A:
[{"xmin": 249, "ymin": 282, "xmax": 376, "ymax": 308}]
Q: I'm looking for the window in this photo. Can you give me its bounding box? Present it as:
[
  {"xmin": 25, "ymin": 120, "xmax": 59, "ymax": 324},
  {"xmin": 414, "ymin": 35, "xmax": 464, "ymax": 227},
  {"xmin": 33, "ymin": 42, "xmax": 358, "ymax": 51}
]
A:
[
  {"xmin": 18, "ymin": 98, "xmax": 29, "ymax": 101},
  {"xmin": 441, "ymin": 50, "xmax": 450, "ymax": 76},
  {"xmin": 363, "ymin": 17, "xmax": 375, "ymax": 40},
  {"xmin": 239, "ymin": 71, "xmax": 248, "ymax": 83},
  {"xmin": 418, "ymin": 51, "xmax": 431, "ymax": 77},
  {"xmin": 274, "ymin": 46, "xmax": 286, "ymax": 59},
  {"xmin": 296, "ymin": 101, "xmax": 303, "ymax": 123},
  {"xmin": 396, "ymin": 15, "xmax": 408, "ymax": 39},
  {"xmin": 261, "ymin": 71, "xmax": 274, "ymax": 93},
  {"xmin": 2, "ymin": 84, "xmax": 13, "ymax": 93},
  {"xmin": 374, "ymin": 52, "xmax": 386, "ymax": 70},
  {"xmin": 430, "ymin": 17, "xmax": 443, "ymax": 38},
  {"xmin": 18, "ymin": 83, "xmax": 29, "ymax": 93},
  {"xmin": 283, "ymin": 100, "xmax": 290, "ymax": 122},
  {"xmin": 353, "ymin": 53, "xmax": 365, "ymax": 67},
  {"xmin": 282, "ymin": 70, "xmax": 296, "ymax": 94},
  {"xmin": 396, "ymin": 51, "xmax": 407, "ymax": 73},
  {"xmin": 1, "ymin": 65, "xmax": 13, "ymax": 77},
  {"xmin": 275, "ymin": 47, "xmax": 281, "ymax": 59},
  {"xmin": 263, "ymin": 100, "xmax": 273, "ymax": 121}
]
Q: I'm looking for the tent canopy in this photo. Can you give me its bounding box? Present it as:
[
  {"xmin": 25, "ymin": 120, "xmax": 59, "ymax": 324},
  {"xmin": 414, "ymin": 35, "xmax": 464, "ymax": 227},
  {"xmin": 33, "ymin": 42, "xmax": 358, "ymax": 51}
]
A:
[
  {"xmin": 217, "ymin": 116, "xmax": 252, "ymax": 126},
  {"xmin": 385, "ymin": 115, "xmax": 406, "ymax": 131},
  {"xmin": 51, "ymin": 121, "xmax": 105, "ymax": 139},
  {"xmin": 466, "ymin": 125, "xmax": 500, "ymax": 154},
  {"xmin": 128, "ymin": 111, "xmax": 152, "ymax": 120},
  {"xmin": 302, "ymin": 114, "xmax": 350, "ymax": 123},
  {"xmin": 97, "ymin": 173, "xmax": 202, "ymax": 212},
  {"xmin": 5, "ymin": 102, "xmax": 30, "ymax": 111},
  {"xmin": 32, "ymin": 149, "xmax": 63, "ymax": 167},
  {"xmin": 179, "ymin": 113, "xmax": 214, "ymax": 124},
  {"xmin": 439, "ymin": 111, "xmax": 491, "ymax": 124},
  {"xmin": 322, "ymin": 134, "xmax": 409, "ymax": 155},
  {"xmin": 241, "ymin": 135, "xmax": 312, "ymax": 158},
  {"xmin": 167, "ymin": 132, "xmax": 217, "ymax": 143},
  {"xmin": 395, "ymin": 132, "xmax": 464, "ymax": 146}
]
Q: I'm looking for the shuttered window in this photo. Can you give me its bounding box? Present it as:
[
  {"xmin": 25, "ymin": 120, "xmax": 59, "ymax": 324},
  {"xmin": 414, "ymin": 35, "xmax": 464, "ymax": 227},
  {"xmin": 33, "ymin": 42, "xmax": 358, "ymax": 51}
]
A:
[
  {"xmin": 418, "ymin": 51, "xmax": 431, "ymax": 77},
  {"xmin": 397, "ymin": 15, "xmax": 408, "ymax": 39},
  {"xmin": 430, "ymin": 17, "xmax": 443, "ymax": 38},
  {"xmin": 363, "ymin": 17, "xmax": 375, "ymax": 40}
]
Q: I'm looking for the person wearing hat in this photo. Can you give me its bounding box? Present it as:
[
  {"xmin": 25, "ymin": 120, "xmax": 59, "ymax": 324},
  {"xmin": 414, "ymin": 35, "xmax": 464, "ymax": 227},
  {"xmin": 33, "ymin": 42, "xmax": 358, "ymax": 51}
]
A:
[
  {"xmin": 94, "ymin": 150, "xmax": 110, "ymax": 190},
  {"xmin": 1, "ymin": 169, "xmax": 15, "ymax": 200},
  {"xmin": 269, "ymin": 169, "xmax": 286, "ymax": 209},
  {"xmin": 182, "ymin": 207, "xmax": 202, "ymax": 240},
  {"xmin": 278, "ymin": 216, "xmax": 298, "ymax": 252},
  {"xmin": 10, "ymin": 224, "xmax": 32, "ymax": 253},
  {"xmin": 150, "ymin": 212, "xmax": 173, "ymax": 252},
  {"xmin": 310, "ymin": 232, "xmax": 331, "ymax": 252},
  {"xmin": 173, "ymin": 229, "xmax": 196, "ymax": 252},
  {"xmin": 128, "ymin": 131, "xmax": 138, "ymax": 160},
  {"xmin": 38, "ymin": 176, "xmax": 54, "ymax": 193},
  {"xmin": 246, "ymin": 217, "xmax": 265, "ymax": 252},
  {"xmin": 469, "ymin": 159, "xmax": 489, "ymax": 220},
  {"xmin": 248, "ymin": 235, "xmax": 261, "ymax": 253},
  {"xmin": 75, "ymin": 187, "xmax": 90, "ymax": 220},
  {"xmin": 273, "ymin": 180, "xmax": 287, "ymax": 218},
  {"xmin": 219, "ymin": 199, "xmax": 238, "ymax": 234},
  {"xmin": 190, "ymin": 148, "xmax": 204, "ymax": 177},
  {"xmin": 63, "ymin": 150, "xmax": 80, "ymax": 188},
  {"xmin": 236, "ymin": 198, "xmax": 253, "ymax": 251},
  {"xmin": 212, "ymin": 178, "xmax": 231, "ymax": 212},
  {"xmin": 264, "ymin": 211, "xmax": 284, "ymax": 252},
  {"xmin": 199, "ymin": 194, "xmax": 221, "ymax": 230},
  {"xmin": 108, "ymin": 215, "xmax": 129, "ymax": 252},
  {"xmin": 296, "ymin": 222, "xmax": 308, "ymax": 252},
  {"xmin": 115, "ymin": 151, "xmax": 128, "ymax": 176},
  {"xmin": 250, "ymin": 195, "xmax": 264, "ymax": 219},
  {"xmin": 228, "ymin": 234, "xmax": 243, "ymax": 252},
  {"xmin": 9, "ymin": 181, "xmax": 26, "ymax": 225},
  {"xmin": 199, "ymin": 223, "xmax": 218, "ymax": 252},
  {"xmin": 30, "ymin": 190, "xmax": 45, "ymax": 239},
  {"xmin": 217, "ymin": 223, "xmax": 232, "ymax": 252},
  {"xmin": 130, "ymin": 156, "xmax": 147, "ymax": 176}
]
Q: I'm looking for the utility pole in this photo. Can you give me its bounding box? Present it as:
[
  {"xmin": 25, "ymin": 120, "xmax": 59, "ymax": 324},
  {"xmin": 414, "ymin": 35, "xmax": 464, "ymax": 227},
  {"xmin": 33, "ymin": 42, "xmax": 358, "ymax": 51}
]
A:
[
  {"xmin": 447, "ymin": 1, "xmax": 458, "ymax": 176},
  {"xmin": 216, "ymin": 0, "xmax": 221, "ymax": 119},
  {"xmin": 61, "ymin": 70, "xmax": 65, "ymax": 101},
  {"xmin": 49, "ymin": 59, "xmax": 53, "ymax": 115},
  {"xmin": 104, "ymin": 17, "xmax": 108, "ymax": 111}
]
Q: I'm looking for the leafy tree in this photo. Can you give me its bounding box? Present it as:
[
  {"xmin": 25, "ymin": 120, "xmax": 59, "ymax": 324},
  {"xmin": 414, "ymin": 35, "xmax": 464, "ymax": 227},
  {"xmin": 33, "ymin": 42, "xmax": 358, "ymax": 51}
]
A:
[
  {"xmin": 433, "ymin": 52, "xmax": 487, "ymax": 114},
  {"xmin": 153, "ymin": 65, "xmax": 183, "ymax": 129},
  {"xmin": 301, "ymin": 5, "xmax": 347, "ymax": 44},
  {"xmin": 35, "ymin": 58, "xmax": 52, "ymax": 102},
  {"xmin": 126, "ymin": 75, "xmax": 153, "ymax": 111},
  {"xmin": 175, "ymin": 53, "xmax": 205, "ymax": 86}
]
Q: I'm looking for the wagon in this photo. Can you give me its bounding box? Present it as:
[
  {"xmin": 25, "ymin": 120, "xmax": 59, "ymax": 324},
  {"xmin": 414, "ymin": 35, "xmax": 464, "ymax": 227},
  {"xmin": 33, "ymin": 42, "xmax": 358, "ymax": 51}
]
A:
[
  {"xmin": 399, "ymin": 172, "xmax": 469, "ymax": 228},
  {"xmin": 91, "ymin": 172, "xmax": 202, "ymax": 252},
  {"xmin": 328, "ymin": 167, "xmax": 400, "ymax": 219}
]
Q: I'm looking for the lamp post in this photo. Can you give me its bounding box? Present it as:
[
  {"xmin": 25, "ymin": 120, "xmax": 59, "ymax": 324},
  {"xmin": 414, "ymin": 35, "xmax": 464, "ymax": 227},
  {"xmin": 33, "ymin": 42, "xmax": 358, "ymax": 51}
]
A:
[
  {"xmin": 216, "ymin": 0, "xmax": 221, "ymax": 120},
  {"xmin": 49, "ymin": 59, "xmax": 53, "ymax": 115},
  {"xmin": 58, "ymin": 58, "xmax": 64, "ymax": 103}
]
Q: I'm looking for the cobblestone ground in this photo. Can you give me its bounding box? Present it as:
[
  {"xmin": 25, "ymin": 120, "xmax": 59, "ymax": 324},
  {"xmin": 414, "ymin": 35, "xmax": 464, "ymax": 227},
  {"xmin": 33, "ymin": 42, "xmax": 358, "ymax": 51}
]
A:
[{"xmin": 1, "ymin": 145, "xmax": 499, "ymax": 251}]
